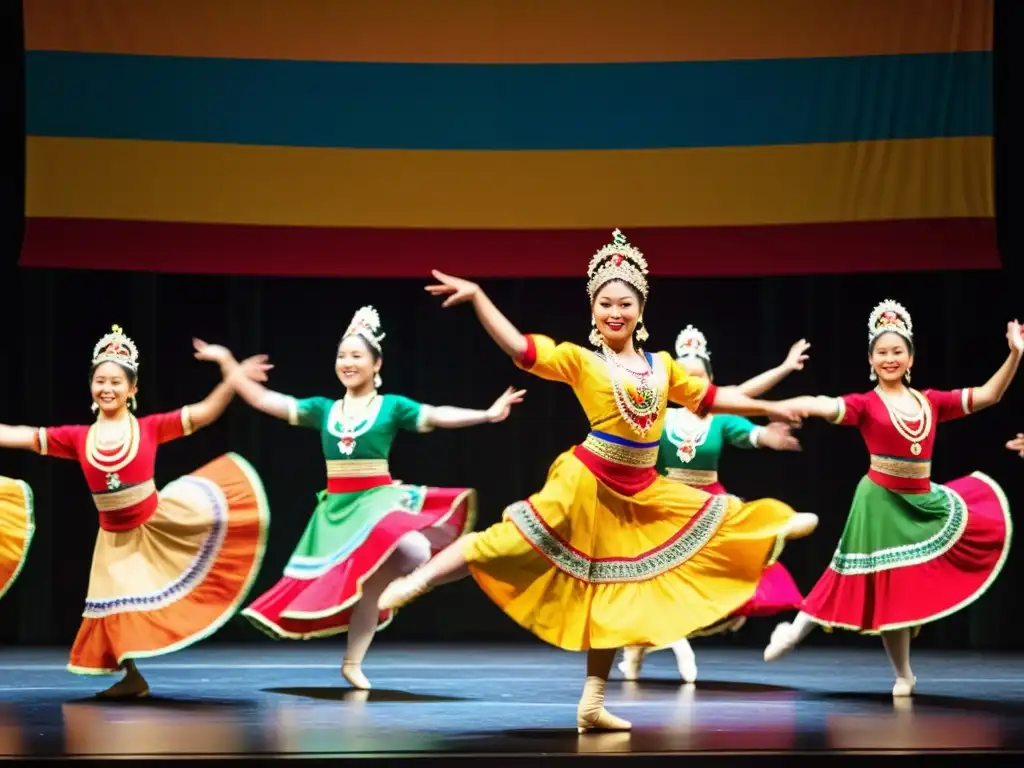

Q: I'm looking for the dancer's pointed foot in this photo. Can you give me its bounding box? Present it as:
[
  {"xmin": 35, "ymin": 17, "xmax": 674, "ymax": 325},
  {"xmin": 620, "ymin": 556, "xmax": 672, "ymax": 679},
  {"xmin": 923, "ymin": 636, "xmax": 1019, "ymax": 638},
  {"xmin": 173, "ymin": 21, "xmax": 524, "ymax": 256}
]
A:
[
  {"xmin": 342, "ymin": 660, "xmax": 372, "ymax": 690},
  {"xmin": 671, "ymin": 639, "xmax": 697, "ymax": 684},
  {"xmin": 576, "ymin": 676, "xmax": 631, "ymax": 734},
  {"xmin": 783, "ymin": 512, "xmax": 819, "ymax": 540},
  {"xmin": 95, "ymin": 666, "xmax": 149, "ymax": 699},
  {"xmin": 377, "ymin": 570, "xmax": 432, "ymax": 611},
  {"xmin": 763, "ymin": 621, "xmax": 799, "ymax": 662},
  {"xmin": 616, "ymin": 647, "xmax": 645, "ymax": 681},
  {"xmin": 892, "ymin": 676, "xmax": 917, "ymax": 697}
]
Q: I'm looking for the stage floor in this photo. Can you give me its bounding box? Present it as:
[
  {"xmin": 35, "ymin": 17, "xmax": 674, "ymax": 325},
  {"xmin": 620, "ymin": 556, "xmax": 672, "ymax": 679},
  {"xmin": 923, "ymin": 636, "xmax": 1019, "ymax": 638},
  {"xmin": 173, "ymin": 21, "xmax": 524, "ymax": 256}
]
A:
[{"xmin": 0, "ymin": 644, "xmax": 1021, "ymax": 763}]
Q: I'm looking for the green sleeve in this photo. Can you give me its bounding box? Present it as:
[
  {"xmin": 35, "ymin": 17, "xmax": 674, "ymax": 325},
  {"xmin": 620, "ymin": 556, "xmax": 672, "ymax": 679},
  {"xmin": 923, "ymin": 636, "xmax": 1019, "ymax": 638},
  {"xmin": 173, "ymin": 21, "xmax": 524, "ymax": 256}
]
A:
[
  {"xmin": 718, "ymin": 414, "xmax": 761, "ymax": 449},
  {"xmin": 387, "ymin": 394, "xmax": 433, "ymax": 434},
  {"xmin": 286, "ymin": 396, "xmax": 334, "ymax": 430}
]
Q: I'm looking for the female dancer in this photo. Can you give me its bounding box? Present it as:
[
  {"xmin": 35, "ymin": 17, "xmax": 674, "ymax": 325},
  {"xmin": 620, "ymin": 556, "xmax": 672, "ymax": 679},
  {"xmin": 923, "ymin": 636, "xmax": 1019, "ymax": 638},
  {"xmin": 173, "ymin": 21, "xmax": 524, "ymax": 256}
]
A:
[
  {"xmin": 376, "ymin": 230, "xmax": 819, "ymax": 732},
  {"xmin": 0, "ymin": 324, "xmax": 272, "ymax": 698},
  {"xmin": 195, "ymin": 306, "xmax": 525, "ymax": 691},
  {"xmin": 763, "ymin": 300, "xmax": 1016, "ymax": 696},
  {"xmin": 0, "ymin": 477, "xmax": 33, "ymax": 604},
  {"xmin": 619, "ymin": 326, "xmax": 809, "ymax": 684}
]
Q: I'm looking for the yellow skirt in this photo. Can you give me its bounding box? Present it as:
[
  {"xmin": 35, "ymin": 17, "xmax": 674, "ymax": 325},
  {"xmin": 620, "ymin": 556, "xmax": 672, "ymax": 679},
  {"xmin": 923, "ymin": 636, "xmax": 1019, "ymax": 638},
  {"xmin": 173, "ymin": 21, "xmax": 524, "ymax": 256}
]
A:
[
  {"xmin": 463, "ymin": 450, "xmax": 794, "ymax": 651},
  {"xmin": 0, "ymin": 477, "xmax": 35, "ymax": 602},
  {"xmin": 68, "ymin": 453, "xmax": 270, "ymax": 675}
]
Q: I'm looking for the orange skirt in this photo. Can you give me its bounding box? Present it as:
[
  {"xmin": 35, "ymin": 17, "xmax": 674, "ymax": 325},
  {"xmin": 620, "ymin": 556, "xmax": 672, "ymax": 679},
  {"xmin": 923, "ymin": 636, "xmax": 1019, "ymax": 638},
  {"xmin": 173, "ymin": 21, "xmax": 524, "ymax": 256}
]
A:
[
  {"xmin": 68, "ymin": 453, "xmax": 270, "ymax": 675},
  {"xmin": 0, "ymin": 477, "xmax": 35, "ymax": 603}
]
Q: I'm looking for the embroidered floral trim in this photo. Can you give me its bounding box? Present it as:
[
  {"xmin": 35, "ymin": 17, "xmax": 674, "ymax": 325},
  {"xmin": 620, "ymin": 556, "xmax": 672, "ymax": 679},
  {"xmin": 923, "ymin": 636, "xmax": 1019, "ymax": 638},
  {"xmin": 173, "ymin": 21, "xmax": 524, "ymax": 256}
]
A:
[
  {"xmin": 506, "ymin": 496, "xmax": 729, "ymax": 583},
  {"xmin": 830, "ymin": 484, "xmax": 967, "ymax": 575}
]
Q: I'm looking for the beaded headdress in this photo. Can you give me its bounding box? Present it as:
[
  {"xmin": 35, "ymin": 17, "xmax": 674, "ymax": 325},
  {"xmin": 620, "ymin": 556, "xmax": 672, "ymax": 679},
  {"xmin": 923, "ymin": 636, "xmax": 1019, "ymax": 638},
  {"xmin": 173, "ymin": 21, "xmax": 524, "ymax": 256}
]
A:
[
  {"xmin": 586, "ymin": 229, "xmax": 649, "ymax": 302},
  {"xmin": 868, "ymin": 299, "xmax": 913, "ymax": 344},
  {"xmin": 344, "ymin": 306, "xmax": 385, "ymax": 352},
  {"xmin": 675, "ymin": 325, "xmax": 710, "ymax": 362},
  {"xmin": 92, "ymin": 324, "xmax": 139, "ymax": 373}
]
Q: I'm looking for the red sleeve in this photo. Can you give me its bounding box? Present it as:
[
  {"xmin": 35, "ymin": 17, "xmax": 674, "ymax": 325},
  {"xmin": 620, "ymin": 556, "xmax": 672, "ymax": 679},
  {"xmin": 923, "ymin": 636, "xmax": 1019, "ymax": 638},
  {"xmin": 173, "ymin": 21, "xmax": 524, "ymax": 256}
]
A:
[
  {"xmin": 37, "ymin": 424, "xmax": 85, "ymax": 460},
  {"xmin": 923, "ymin": 389, "xmax": 972, "ymax": 423},
  {"xmin": 140, "ymin": 408, "xmax": 193, "ymax": 445},
  {"xmin": 698, "ymin": 383, "xmax": 719, "ymax": 416},
  {"xmin": 833, "ymin": 392, "xmax": 870, "ymax": 427},
  {"xmin": 517, "ymin": 335, "xmax": 538, "ymax": 369}
]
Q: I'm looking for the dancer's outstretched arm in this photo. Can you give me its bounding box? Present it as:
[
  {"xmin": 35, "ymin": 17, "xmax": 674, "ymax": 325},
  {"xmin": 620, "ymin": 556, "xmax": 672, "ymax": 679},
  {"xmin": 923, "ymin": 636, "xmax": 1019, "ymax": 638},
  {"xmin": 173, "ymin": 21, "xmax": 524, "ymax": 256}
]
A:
[
  {"xmin": 425, "ymin": 387, "xmax": 526, "ymax": 429},
  {"xmin": 966, "ymin": 320, "xmax": 1023, "ymax": 412},
  {"xmin": 192, "ymin": 340, "xmax": 286, "ymax": 420},
  {"xmin": 425, "ymin": 271, "xmax": 528, "ymax": 359},
  {"xmin": 738, "ymin": 339, "xmax": 810, "ymax": 397},
  {"xmin": 0, "ymin": 424, "xmax": 40, "ymax": 452},
  {"xmin": 768, "ymin": 395, "xmax": 841, "ymax": 423},
  {"xmin": 187, "ymin": 350, "xmax": 271, "ymax": 431}
]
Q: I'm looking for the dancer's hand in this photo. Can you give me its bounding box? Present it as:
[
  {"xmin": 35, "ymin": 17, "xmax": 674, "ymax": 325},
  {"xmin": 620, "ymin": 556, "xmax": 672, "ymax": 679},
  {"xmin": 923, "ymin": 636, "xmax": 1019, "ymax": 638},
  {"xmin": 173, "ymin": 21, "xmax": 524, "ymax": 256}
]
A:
[
  {"xmin": 1006, "ymin": 433, "xmax": 1024, "ymax": 457},
  {"xmin": 763, "ymin": 402, "xmax": 806, "ymax": 426},
  {"xmin": 486, "ymin": 386, "xmax": 527, "ymax": 423},
  {"xmin": 192, "ymin": 338, "xmax": 233, "ymax": 364},
  {"xmin": 760, "ymin": 422, "xmax": 801, "ymax": 452},
  {"xmin": 239, "ymin": 354, "xmax": 273, "ymax": 382},
  {"xmin": 425, "ymin": 270, "xmax": 480, "ymax": 308},
  {"xmin": 784, "ymin": 339, "xmax": 811, "ymax": 372},
  {"xmin": 1007, "ymin": 320, "xmax": 1024, "ymax": 354}
]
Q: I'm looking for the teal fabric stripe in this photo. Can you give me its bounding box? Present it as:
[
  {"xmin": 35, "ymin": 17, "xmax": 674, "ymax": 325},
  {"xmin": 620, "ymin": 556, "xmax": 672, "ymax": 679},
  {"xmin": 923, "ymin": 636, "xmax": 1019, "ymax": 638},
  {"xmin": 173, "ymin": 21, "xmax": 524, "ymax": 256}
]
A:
[{"xmin": 26, "ymin": 51, "xmax": 992, "ymax": 150}]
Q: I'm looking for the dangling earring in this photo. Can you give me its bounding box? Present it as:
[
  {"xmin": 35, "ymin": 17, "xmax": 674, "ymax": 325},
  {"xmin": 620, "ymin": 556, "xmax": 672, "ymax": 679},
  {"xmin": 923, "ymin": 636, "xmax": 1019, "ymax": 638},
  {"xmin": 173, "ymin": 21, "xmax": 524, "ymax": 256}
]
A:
[
  {"xmin": 635, "ymin": 316, "xmax": 649, "ymax": 343},
  {"xmin": 905, "ymin": 369, "xmax": 912, "ymax": 384},
  {"xmin": 91, "ymin": 402, "xmax": 99, "ymax": 414},
  {"xmin": 129, "ymin": 395, "xmax": 138, "ymax": 411},
  {"xmin": 373, "ymin": 373, "xmax": 382, "ymax": 389},
  {"xmin": 589, "ymin": 317, "xmax": 602, "ymax": 347},
  {"xmin": 869, "ymin": 367, "xmax": 877, "ymax": 382}
]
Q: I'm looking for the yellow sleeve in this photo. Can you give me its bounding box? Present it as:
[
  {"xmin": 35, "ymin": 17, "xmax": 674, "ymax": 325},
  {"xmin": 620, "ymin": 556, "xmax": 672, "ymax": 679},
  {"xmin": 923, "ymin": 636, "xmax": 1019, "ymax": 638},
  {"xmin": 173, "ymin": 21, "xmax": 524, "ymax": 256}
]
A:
[
  {"xmin": 662, "ymin": 352, "xmax": 716, "ymax": 415},
  {"xmin": 514, "ymin": 334, "xmax": 583, "ymax": 385}
]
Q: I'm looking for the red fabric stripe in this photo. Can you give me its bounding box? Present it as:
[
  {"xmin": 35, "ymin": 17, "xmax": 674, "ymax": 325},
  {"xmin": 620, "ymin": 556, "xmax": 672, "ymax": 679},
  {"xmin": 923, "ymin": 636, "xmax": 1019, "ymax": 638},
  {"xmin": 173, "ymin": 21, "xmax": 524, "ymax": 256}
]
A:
[
  {"xmin": 20, "ymin": 218, "xmax": 999, "ymax": 277},
  {"xmin": 326, "ymin": 474, "xmax": 392, "ymax": 493}
]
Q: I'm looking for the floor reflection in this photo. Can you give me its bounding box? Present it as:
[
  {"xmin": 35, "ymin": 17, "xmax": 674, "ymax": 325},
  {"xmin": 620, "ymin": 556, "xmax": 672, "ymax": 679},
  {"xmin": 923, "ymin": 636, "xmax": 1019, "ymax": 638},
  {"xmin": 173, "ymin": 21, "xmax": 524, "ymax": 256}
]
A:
[{"xmin": 0, "ymin": 645, "xmax": 1018, "ymax": 757}]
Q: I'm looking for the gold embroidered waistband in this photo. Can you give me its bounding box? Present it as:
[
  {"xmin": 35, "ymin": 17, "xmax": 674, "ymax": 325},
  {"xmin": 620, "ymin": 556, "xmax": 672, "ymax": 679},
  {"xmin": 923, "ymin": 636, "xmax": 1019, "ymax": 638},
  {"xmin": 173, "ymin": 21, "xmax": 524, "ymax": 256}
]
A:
[
  {"xmin": 326, "ymin": 459, "xmax": 390, "ymax": 478},
  {"xmin": 870, "ymin": 455, "xmax": 931, "ymax": 479},
  {"xmin": 92, "ymin": 480, "xmax": 157, "ymax": 511},
  {"xmin": 666, "ymin": 468, "xmax": 719, "ymax": 486},
  {"xmin": 581, "ymin": 433, "xmax": 659, "ymax": 468}
]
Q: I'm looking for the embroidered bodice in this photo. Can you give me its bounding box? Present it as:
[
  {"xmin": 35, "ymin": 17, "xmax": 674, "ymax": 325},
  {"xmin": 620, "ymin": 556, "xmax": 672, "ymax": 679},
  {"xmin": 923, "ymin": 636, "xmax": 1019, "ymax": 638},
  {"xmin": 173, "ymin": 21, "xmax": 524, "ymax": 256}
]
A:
[
  {"xmin": 286, "ymin": 393, "xmax": 433, "ymax": 460},
  {"xmin": 832, "ymin": 387, "xmax": 974, "ymax": 492},
  {"xmin": 657, "ymin": 409, "xmax": 760, "ymax": 473},
  {"xmin": 515, "ymin": 334, "xmax": 717, "ymax": 455},
  {"xmin": 35, "ymin": 409, "xmax": 193, "ymax": 530}
]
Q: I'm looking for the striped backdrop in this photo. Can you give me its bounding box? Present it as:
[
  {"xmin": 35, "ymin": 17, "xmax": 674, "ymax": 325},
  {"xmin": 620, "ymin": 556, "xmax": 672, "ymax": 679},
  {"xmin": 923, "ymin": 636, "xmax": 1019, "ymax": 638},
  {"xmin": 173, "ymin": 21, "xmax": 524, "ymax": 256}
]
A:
[{"xmin": 21, "ymin": 0, "xmax": 997, "ymax": 277}]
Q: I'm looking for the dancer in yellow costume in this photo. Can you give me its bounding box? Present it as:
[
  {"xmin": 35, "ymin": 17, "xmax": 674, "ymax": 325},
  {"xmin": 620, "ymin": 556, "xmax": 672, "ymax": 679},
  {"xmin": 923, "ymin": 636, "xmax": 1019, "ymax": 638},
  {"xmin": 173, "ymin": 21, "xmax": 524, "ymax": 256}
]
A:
[{"xmin": 378, "ymin": 230, "xmax": 818, "ymax": 733}]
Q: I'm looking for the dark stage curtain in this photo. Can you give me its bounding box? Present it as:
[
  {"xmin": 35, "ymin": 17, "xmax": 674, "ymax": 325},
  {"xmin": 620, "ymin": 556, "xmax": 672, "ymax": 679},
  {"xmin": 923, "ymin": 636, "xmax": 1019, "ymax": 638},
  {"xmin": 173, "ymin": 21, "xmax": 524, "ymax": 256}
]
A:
[{"xmin": 1, "ymin": 268, "xmax": 1022, "ymax": 651}]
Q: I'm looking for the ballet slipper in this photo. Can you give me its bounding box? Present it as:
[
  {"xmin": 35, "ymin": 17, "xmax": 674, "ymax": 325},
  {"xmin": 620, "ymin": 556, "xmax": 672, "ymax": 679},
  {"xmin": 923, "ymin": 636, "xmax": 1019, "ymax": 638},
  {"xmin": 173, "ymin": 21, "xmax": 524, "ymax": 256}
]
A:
[
  {"xmin": 892, "ymin": 676, "xmax": 917, "ymax": 697},
  {"xmin": 671, "ymin": 639, "xmax": 698, "ymax": 684},
  {"xmin": 616, "ymin": 647, "xmax": 645, "ymax": 681},
  {"xmin": 377, "ymin": 570, "xmax": 432, "ymax": 611},
  {"xmin": 577, "ymin": 676, "xmax": 631, "ymax": 734},
  {"xmin": 342, "ymin": 660, "xmax": 372, "ymax": 690},
  {"xmin": 763, "ymin": 621, "xmax": 799, "ymax": 662}
]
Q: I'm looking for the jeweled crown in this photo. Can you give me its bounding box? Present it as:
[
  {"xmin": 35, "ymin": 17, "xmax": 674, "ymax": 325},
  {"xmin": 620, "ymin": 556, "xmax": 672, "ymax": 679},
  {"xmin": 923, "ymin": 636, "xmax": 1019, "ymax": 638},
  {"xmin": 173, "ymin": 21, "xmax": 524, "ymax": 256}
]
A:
[
  {"xmin": 868, "ymin": 299, "xmax": 913, "ymax": 343},
  {"xmin": 92, "ymin": 324, "xmax": 139, "ymax": 373},
  {"xmin": 345, "ymin": 306, "xmax": 385, "ymax": 351},
  {"xmin": 586, "ymin": 229, "xmax": 650, "ymax": 301},
  {"xmin": 675, "ymin": 324, "xmax": 710, "ymax": 361}
]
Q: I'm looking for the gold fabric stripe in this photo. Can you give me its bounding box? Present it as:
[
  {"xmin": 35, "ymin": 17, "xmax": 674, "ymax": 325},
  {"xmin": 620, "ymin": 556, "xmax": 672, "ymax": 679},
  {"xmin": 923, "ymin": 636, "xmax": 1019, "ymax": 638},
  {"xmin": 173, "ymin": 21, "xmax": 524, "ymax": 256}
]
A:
[
  {"xmin": 91, "ymin": 480, "xmax": 157, "ymax": 511},
  {"xmin": 326, "ymin": 459, "xmax": 390, "ymax": 478},
  {"xmin": 666, "ymin": 468, "xmax": 718, "ymax": 486},
  {"xmin": 869, "ymin": 455, "xmax": 931, "ymax": 479},
  {"xmin": 581, "ymin": 434, "xmax": 658, "ymax": 468}
]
